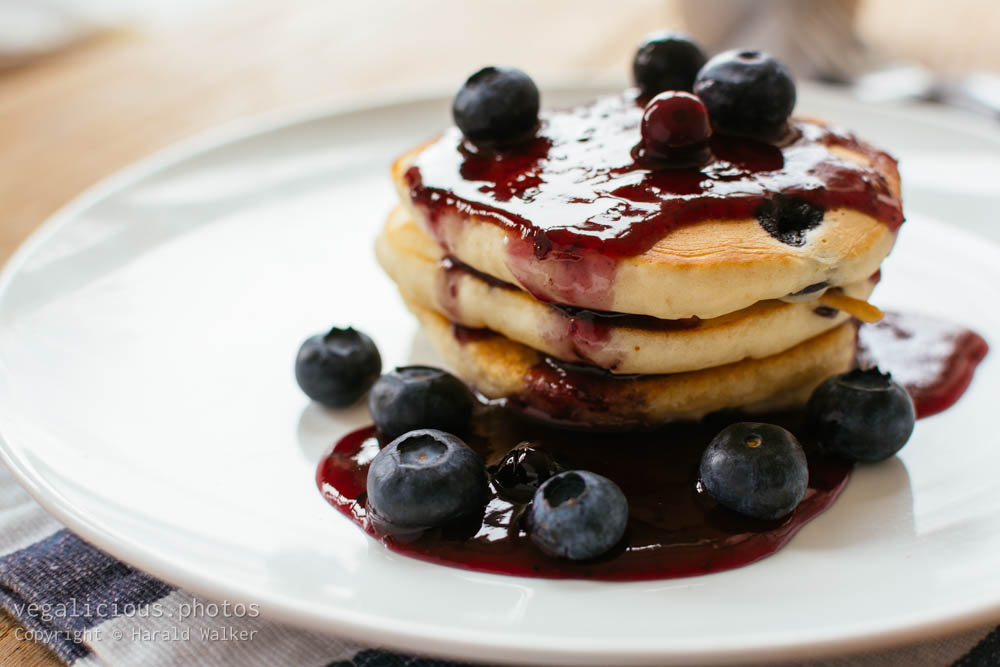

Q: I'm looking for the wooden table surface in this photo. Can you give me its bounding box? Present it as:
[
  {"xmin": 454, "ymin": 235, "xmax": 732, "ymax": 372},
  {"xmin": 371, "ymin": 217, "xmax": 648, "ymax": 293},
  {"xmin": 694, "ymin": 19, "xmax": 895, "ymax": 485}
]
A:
[{"xmin": 1, "ymin": 1, "xmax": 998, "ymax": 663}]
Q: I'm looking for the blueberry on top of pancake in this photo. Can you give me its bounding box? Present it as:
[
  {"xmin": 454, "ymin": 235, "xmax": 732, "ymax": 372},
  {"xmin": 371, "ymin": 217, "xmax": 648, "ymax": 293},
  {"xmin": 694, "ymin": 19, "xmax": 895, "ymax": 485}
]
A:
[{"xmin": 393, "ymin": 89, "xmax": 902, "ymax": 319}]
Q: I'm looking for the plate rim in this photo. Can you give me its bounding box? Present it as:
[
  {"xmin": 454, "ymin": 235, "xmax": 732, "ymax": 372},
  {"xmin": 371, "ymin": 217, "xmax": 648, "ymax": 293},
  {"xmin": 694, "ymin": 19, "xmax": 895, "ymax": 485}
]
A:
[{"xmin": 1, "ymin": 85, "xmax": 999, "ymax": 665}]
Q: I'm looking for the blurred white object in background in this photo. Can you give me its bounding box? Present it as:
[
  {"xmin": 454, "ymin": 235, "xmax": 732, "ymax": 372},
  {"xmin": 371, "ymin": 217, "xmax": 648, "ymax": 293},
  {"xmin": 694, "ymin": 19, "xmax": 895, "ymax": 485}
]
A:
[
  {"xmin": 680, "ymin": 0, "xmax": 873, "ymax": 81},
  {"xmin": 679, "ymin": 0, "xmax": 1000, "ymax": 117},
  {"xmin": 0, "ymin": 0, "xmax": 235, "ymax": 68}
]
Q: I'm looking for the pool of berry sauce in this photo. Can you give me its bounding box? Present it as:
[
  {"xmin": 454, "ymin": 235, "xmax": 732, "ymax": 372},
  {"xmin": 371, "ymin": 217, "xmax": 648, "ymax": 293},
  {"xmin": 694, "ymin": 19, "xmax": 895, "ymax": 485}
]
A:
[
  {"xmin": 857, "ymin": 312, "xmax": 989, "ymax": 418},
  {"xmin": 404, "ymin": 92, "xmax": 903, "ymax": 306},
  {"xmin": 316, "ymin": 312, "xmax": 987, "ymax": 580},
  {"xmin": 318, "ymin": 412, "xmax": 848, "ymax": 580}
]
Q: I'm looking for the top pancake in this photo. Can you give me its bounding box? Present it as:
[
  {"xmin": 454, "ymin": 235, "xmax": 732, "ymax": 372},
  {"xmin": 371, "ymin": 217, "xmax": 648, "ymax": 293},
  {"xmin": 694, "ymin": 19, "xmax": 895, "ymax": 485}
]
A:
[{"xmin": 393, "ymin": 92, "xmax": 902, "ymax": 320}]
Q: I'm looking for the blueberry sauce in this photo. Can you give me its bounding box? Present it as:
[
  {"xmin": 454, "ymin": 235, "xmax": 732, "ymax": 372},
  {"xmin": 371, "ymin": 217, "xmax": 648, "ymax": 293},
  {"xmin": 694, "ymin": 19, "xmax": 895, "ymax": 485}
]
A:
[
  {"xmin": 442, "ymin": 255, "xmax": 698, "ymax": 325},
  {"xmin": 451, "ymin": 324, "xmax": 495, "ymax": 345},
  {"xmin": 858, "ymin": 312, "xmax": 989, "ymax": 418},
  {"xmin": 318, "ymin": 411, "xmax": 849, "ymax": 580},
  {"xmin": 405, "ymin": 92, "xmax": 903, "ymax": 306},
  {"xmin": 439, "ymin": 255, "xmax": 700, "ymax": 366},
  {"xmin": 539, "ymin": 305, "xmax": 700, "ymax": 368},
  {"xmin": 316, "ymin": 312, "xmax": 986, "ymax": 580},
  {"xmin": 814, "ymin": 306, "xmax": 839, "ymax": 318},
  {"xmin": 547, "ymin": 305, "xmax": 700, "ymax": 333},
  {"xmin": 518, "ymin": 356, "xmax": 645, "ymax": 425},
  {"xmin": 438, "ymin": 258, "xmax": 877, "ymax": 370},
  {"xmin": 437, "ymin": 256, "xmax": 516, "ymax": 322},
  {"xmin": 440, "ymin": 256, "xmax": 514, "ymax": 292}
]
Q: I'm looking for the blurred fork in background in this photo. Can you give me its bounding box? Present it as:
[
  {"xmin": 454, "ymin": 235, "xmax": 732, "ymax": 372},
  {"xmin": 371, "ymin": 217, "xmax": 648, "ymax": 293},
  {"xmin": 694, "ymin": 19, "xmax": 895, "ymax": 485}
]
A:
[{"xmin": 681, "ymin": 0, "xmax": 1000, "ymax": 119}]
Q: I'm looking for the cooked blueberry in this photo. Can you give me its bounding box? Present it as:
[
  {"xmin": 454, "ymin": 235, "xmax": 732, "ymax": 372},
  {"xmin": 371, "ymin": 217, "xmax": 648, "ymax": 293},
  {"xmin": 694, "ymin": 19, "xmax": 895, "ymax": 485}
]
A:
[
  {"xmin": 755, "ymin": 195, "xmax": 824, "ymax": 246},
  {"xmin": 527, "ymin": 471, "xmax": 628, "ymax": 561},
  {"xmin": 492, "ymin": 443, "xmax": 563, "ymax": 503},
  {"xmin": 368, "ymin": 366, "xmax": 475, "ymax": 440},
  {"xmin": 699, "ymin": 422, "xmax": 808, "ymax": 520},
  {"xmin": 807, "ymin": 368, "xmax": 915, "ymax": 463},
  {"xmin": 790, "ymin": 281, "xmax": 829, "ymax": 297},
  {"xmin": 632, "ymin": 31, "xmax": 707, "ymax": 96},
  {"xmin": 814, "ymin": 306, "xmax": 839, "ymax": 318},
  {"xmin": 452, "ymin": 66, "xmax": 540, "ymax": 146},
  {"xmin": 294, "ymin": 327, "xmax": 381, "ymax": 407},
  {"xmin": 694, "ymin": 50, "xmax": 796, "ymax": 137},
  {"xmin": 640, "ymin": 91, "xmax": 712, "ymax": 164},
  {"xmin": 366, "ymin": 429, "xmax": 487, "ymax": 529}
]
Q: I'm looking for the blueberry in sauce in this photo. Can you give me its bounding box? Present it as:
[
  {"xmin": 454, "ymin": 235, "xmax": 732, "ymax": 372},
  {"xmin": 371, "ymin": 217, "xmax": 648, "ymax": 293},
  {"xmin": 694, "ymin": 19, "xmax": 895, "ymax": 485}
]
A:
[
  {"xmin": 699, "ymin": 422, "xmax": 808, "ymax": 520},
  {"xmin": 294, "ymin": 327, "xmax": 381, "ymax": 407},
  {"xmin": 527, "ymin": 470, "xmax": 628, "ymax": 561},
  {"xmin": 755, "ymin": 194, "xmax": 824, "ymax": 246},
  {"xmin": 491, "ymin": 443, "xmax": 563, "ymax": 503},
  {"xmin": 366, "ymin": 429, "xmax": 488, "ymax": 530},
  {"xmin": 807, "ymin": 368, "xmax": 916, "ymax": 462},
  {"xmin": 640, "ymin": 91, "xmax": 712, "ymax": 165},
  {"xmin": 368, "ymin": 366, "xmax": 475, "ymax": 441},
  {"xmin": 452, "ymin": 66, "xmax": 540, "ymax": 147},
  {"xmin": 632, "ymin": 31, "xmax": 707, "ymax": 96},
  {"xmin": 694, "ymin": 49, "xmax": 796, "ymax": 137}
]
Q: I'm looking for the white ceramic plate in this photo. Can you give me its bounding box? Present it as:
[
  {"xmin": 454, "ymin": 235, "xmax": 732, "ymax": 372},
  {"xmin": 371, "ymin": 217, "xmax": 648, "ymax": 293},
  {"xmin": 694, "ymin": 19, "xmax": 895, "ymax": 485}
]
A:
[{"xmin": 1, "ymin": 85, "xmax": 999, "ymax": 666}]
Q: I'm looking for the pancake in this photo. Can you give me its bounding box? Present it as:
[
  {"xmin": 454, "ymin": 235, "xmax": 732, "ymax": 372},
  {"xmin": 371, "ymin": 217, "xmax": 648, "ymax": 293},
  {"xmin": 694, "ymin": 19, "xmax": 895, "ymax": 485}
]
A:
[
  {"xmin": 392, "ymin": 92, "xmax": 902, "ymax": 320},
  {"xmin": 378, "ymin": 206, "xmax": 875, "ymax": 374},
  {"xmin": 405, "ymin": 300, "xmax": 857, "ymax": 427}
]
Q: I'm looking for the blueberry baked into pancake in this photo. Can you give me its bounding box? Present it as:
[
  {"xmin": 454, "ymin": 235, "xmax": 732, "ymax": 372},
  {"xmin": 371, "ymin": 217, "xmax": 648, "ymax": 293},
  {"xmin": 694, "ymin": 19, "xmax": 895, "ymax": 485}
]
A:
[{"xmin": 300, "ymin": 33, "xmax": 988, "ymax": 578}]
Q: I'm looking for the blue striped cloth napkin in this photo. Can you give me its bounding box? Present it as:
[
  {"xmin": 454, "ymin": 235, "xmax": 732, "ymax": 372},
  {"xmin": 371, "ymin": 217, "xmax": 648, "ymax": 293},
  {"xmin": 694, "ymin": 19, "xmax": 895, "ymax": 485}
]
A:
[{"xmin": 1, "ymin": 462, "xmax": 997, "ymax": 666}]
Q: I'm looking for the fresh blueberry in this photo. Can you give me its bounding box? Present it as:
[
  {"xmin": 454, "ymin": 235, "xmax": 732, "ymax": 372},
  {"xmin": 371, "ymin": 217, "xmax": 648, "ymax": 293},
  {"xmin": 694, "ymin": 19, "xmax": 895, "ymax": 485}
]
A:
[
  {"xmin": 694, "ymin": 49, "xmax": 796, "ymax": 137},
  {"xmin": 492, "ymin": 443, "xmax": 563, "ymax": 503},
  {"xmin": 294, "ymin": 327, "xmax": 381, "ymax": 407},
  {"xmin": 807, "ymin": 368, "xmax": 916, "ymax": 463},
  {"xmin": 366, "ymin": 429, "xmax": 488, "ymax": 530},
  {"xmin": 527, "ymin": 471, "xmax": 628, "ymax": 561},
  {"xmin": 452, "ymin": 66, "xmax": 540, "ymax": 146},
  {"xmin": 640, "ymin": 91, "xmax": 712, "ymax": 165},
  {"xmin": 755, "ymin": 194, "xmax": 824, "ymax": 246},
  {"xmin": 699, "ymin": 422, "xmax": 808, "ymax": 520},
  {"xmin": 368, "ymin": 366, "xmax": 475, "ymax": 440},
  {"xmin": 632, "ymin": 31, "xmax": 707, "ymax": 96}
]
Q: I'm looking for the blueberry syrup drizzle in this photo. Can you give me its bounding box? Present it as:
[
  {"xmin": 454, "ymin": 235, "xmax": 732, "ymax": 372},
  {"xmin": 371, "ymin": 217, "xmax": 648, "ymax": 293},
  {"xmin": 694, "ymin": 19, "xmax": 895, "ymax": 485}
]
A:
[
  {"xmin": 450, "ymin": 324, "xmax": 495, "ymax": 345},
  {"xmin": 438, "ymin": 259, "xmax": 878, "ymax": 370},
  {"xmin": 317, "ymin": 312, "xmax": 987, "ymax": 580},
  {"xmin": 440, "ymin": 256, "xmax": 513, "ymax": 292},
  {"xmin": 539, "ymin": 305, "xmax": 699, "ymax": 368},
  {"xmin": 405, "ymin": 92, "xmax": 903, "ymax": 306},
  {"xmin": 437, "ymin": 256, "xmax": 515, "ymax": 322},
  {"xmin": 858, "ymin": 312, "xmax": 989, "ymax": 418},
  {"xmin": 439, "ymin": 254, "xmax": 700, "ymax": 366}
]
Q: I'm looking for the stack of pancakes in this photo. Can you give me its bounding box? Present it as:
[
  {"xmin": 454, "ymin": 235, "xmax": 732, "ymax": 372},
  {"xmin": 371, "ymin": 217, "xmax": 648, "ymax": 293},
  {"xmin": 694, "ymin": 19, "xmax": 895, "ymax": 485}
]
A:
[{"xmin": 376, "ymin": 96, "xmax": 901, "ymax": 427}]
